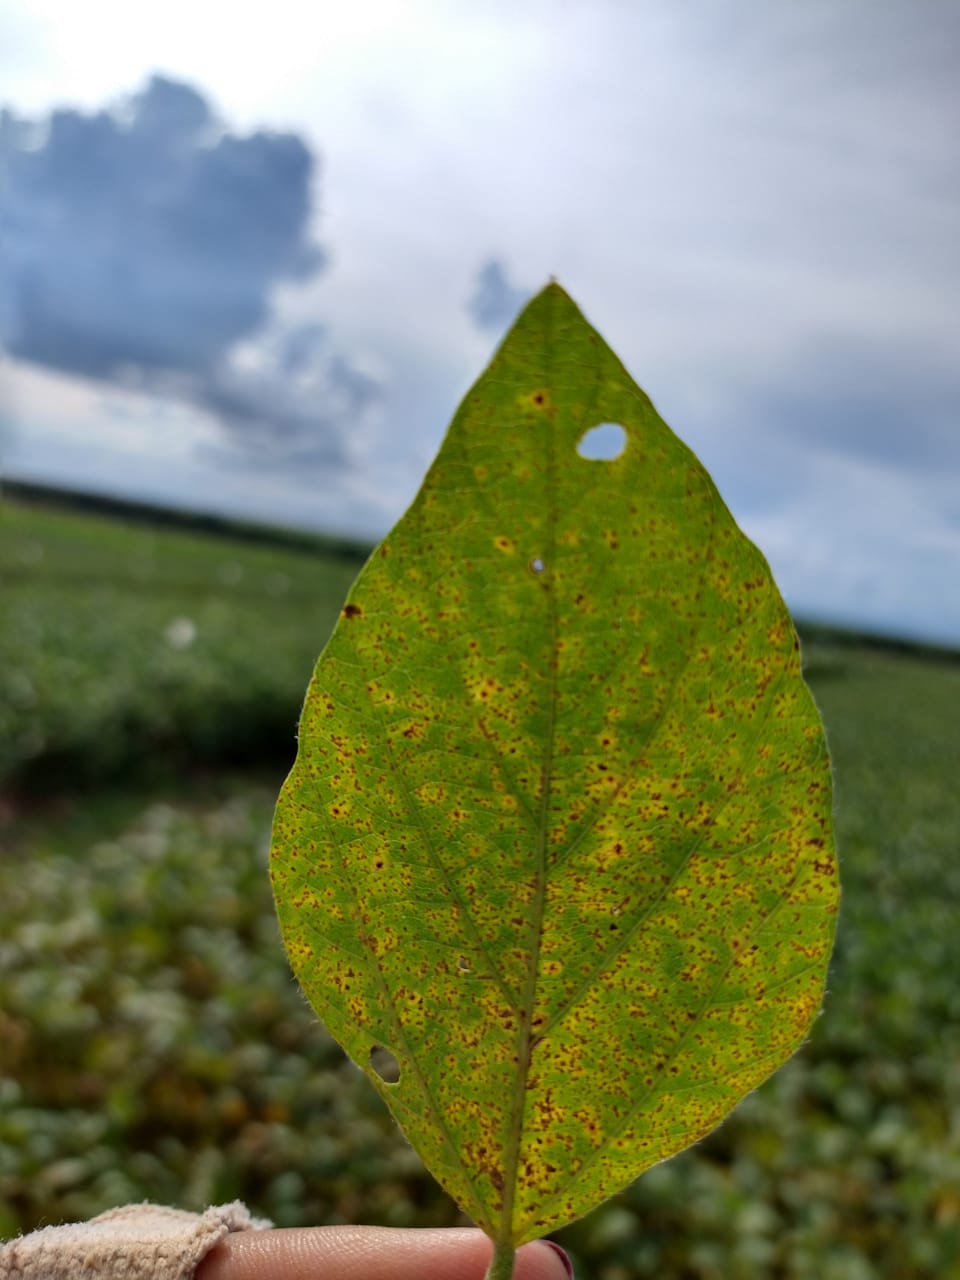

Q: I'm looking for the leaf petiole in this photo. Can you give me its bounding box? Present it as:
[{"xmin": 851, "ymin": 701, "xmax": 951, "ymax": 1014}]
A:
[{"xmin": 484, "ymin": 1238, "xmax": 516, "ymax": 1280}]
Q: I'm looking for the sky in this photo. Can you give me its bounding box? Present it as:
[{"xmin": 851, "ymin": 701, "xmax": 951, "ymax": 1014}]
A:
[{"xmin": 1, "ymin": 1, "xmax": 958, "ymax": 644}]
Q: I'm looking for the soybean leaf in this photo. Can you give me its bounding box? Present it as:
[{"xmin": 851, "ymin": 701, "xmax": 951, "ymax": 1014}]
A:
[{"xmin": 271, "ymin": 283, "xmax": 838, "ymax": 1251}]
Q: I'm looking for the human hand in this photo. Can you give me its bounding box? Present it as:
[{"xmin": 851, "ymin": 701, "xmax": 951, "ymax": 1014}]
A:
[{"xmin": 196, "ymin": 1225, "xmax": 572, "ymax": 1280}]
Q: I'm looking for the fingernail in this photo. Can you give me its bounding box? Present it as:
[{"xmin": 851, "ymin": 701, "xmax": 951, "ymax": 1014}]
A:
[{"xmin": 543, "ymin": 1240, "xmax": 574, "ymax": 1278}]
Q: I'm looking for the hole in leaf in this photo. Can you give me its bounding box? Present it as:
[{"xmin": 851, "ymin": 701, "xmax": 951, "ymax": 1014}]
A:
[
  {"xmin": 369, "ymin": 1045, "xmax": 401, "ymax": 1084},
  {"xmin": 530, "ymin": 557, "xmax": 546, "ymax": 574},
  {"xmin": 577, "ymin": 422, "xmax": 627, "ymax": 461},
  {"xmin": 457, "ymin": 956, "xmax": 472, "ymax": 973}
]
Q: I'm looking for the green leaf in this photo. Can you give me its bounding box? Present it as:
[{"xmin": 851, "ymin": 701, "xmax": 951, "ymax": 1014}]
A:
[{"xmin": 270, "ymin": 283, "xmax": 838, "ymax": 1248}]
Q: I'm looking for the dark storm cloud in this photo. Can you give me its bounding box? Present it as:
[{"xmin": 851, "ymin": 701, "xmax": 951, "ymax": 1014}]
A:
[
  {"xmin": 467, "ymin": 260, "xmax": 531, "ymax": 331},
  {"xmin": 0, "ymin": 76, "xmax": 320, "ymax": 374},
  {"xmin": 0, "ymin": 75, "xmax": 376, "ymax": 460}
]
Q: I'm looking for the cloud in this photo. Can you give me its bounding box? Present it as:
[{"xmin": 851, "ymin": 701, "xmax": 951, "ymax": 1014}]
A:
[
  {"xmin": 0, "ymin": 75, "xmax": 377, "ymax": 461},
  {"xmin": 751, "ymin": 335, "xmax": 960, "ymax": 474},
  {"xmin": 467, "ymin": 260, "xmax": 531, "ymax": 331},
  {"xmin": 196, "ymin": 327, "xmax": 381, "ymax": 467}
]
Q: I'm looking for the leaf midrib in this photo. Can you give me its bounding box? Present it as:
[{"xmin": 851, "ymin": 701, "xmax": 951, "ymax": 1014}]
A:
[
  {"xmin": 497, "ymin": 412, "xmax": 560, "ymax": 1246},
  {"xmin": 497, "ymin": 301, "xmax": 606, "ymax": 1242}
]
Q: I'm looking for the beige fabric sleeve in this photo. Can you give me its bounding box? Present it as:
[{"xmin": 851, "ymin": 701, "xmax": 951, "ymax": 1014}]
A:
[{"xmin": 0, "ymin": 1200, "xmax": 273, "ymax": 1280}]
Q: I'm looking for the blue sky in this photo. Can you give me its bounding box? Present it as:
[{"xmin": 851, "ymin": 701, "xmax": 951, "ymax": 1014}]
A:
[{"xmin": 1, "ymin": 1, "xmax": 958, "ymax": 643}]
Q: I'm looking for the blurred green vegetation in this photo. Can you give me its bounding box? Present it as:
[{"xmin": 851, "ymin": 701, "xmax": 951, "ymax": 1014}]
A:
[
  {"xmin": 0, "ymin": 497, "xmax": 364, "ymax": 789},
  {"xmin": 1, "ymin": 499, "xmax": 959, "ymax": 1278}
]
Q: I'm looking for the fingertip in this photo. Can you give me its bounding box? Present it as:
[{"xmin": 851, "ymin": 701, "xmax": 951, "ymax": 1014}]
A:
[{"xmin": 518, "ymin": 1239, "xmax": 574, "ymax": 1280}]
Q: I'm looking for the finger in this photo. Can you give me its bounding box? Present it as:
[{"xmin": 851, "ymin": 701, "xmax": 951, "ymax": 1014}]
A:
[{"xmin": 196, "ymin": 1225, "xmax": 571, "ymax": 1280}]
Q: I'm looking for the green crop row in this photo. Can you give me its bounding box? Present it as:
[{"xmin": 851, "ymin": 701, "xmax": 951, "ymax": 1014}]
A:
[{"xmin": 0, "ymin": 499, "xmax": 362, "ymax": 788}]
